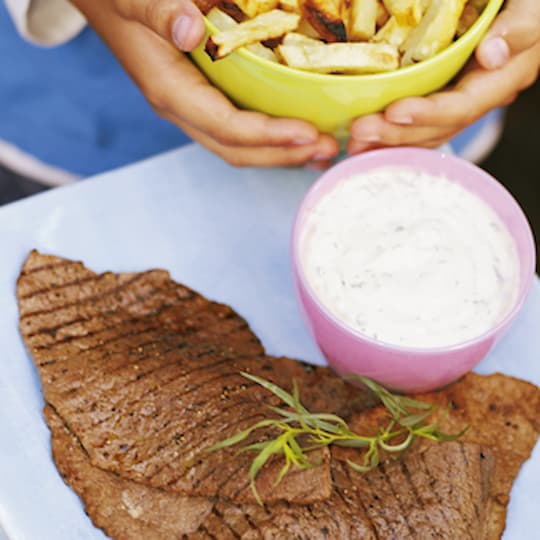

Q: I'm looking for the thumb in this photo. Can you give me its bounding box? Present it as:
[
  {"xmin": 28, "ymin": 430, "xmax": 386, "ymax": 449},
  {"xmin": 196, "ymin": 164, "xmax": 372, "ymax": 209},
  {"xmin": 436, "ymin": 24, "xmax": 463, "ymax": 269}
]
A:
[
  {"xmin": 114, "ymin": 0, "xmax": 206, "ymax": 51},
  {"xmin": 476, "ymin": 0, "xmax": 540, "ymax": 69}
]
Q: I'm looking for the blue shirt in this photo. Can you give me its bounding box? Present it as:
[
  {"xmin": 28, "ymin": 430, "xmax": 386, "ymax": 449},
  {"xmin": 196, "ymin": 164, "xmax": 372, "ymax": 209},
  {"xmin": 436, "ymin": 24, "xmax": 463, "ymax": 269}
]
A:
[{"xmin": 0, "ymin": 4, "xmax": 191, "ymax": 176}]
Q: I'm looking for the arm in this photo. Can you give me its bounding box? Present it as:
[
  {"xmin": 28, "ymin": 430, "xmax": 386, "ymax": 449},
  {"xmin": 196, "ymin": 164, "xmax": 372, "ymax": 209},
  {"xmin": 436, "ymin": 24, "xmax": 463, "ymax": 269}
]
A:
[
  {"xmin": 4, "ymin": 0, "xmax": 86, "ymax": 45},
  {"xmin": 68, "ymin": 0, "xmax": 339, "ymax": 167},
  {"xmin": 348, "ymin": 0, "xmax": 540, "ymax": 154}
]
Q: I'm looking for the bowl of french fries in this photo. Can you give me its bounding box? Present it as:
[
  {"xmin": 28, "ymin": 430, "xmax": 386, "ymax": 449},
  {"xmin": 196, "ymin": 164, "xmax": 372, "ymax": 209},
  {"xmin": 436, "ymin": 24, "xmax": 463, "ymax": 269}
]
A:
[{"xmin": 190, "ymin": 0, "xmax": 503, "ymax": 138}]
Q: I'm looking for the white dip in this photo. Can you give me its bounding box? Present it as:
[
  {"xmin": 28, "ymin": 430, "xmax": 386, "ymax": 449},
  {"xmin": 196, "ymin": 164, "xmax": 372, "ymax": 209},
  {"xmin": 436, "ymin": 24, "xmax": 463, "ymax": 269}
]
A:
[{"xmin": 301, "ymin": 167, "xmax": 520, "ymax": 348}]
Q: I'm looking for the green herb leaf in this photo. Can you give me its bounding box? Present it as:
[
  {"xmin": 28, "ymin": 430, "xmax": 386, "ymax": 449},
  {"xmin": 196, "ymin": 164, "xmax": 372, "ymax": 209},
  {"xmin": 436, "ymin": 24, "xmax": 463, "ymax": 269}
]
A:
[{"xmin": 209, "ymin": 372, "xmax": 468, "ymax": 505}]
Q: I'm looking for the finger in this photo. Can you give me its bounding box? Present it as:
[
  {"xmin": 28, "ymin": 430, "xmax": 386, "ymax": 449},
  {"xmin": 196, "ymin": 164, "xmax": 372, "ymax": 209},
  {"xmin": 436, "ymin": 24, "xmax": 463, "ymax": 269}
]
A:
[
  {"xmin": 101, "ymin": 19, "xmax": 327, "ymax": 148},
  {"xmin": 384, "ymin": 44, "xmax": 540, "ymax": 129},
  {"xmin": 476, "ymin": 0, "xmax": 540, "ymax": 69},
  {"xmin": 113, "ymin": 0, "xmax": 206, "ymax": 51},
  {"xmin": 166, "ymin": 113, "xmax": 340, "ymax": 167},
  {"xmin": 153, "ymin": 52, "xmax": 328, "ymax": 148},
  {"xmin": 350, "ymin": 113, "xmax": 459, "ymax": 149},
  {"xmin": 347, "ymin": 135, "xmax": 452, "ymax": 155}
]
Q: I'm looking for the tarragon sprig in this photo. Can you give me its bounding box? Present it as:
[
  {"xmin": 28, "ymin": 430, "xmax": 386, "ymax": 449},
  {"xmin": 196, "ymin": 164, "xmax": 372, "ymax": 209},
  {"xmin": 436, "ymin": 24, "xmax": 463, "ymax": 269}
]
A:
[{"xmin": 207, "ymin": 372, "xmax": 467, "ymax": 504}]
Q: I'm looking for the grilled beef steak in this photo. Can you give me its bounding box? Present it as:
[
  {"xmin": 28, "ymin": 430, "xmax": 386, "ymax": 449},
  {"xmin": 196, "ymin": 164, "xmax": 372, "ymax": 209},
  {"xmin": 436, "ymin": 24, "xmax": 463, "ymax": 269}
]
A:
[
  {"xmin": 17, "ymin": 251, "xmax": 540, "ymax": 539},
  {"xmin": 47, "ymin": 405, "xmax": 494, "ymax": 540}
]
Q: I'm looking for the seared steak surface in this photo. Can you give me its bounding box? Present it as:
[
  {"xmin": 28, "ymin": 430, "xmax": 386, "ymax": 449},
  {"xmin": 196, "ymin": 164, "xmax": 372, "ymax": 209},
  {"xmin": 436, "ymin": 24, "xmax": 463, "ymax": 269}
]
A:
[{"xmin": 17, "ymin": 251, "xmax": 540, "ymax": 539}]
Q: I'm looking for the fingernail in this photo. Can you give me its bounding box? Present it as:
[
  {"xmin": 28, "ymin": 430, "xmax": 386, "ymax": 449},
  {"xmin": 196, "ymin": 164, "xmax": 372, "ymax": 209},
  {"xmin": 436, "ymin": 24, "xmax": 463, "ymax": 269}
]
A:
[
  {"xmin": 481, "ymin": 37, "xmax": 510, "ymax": 69},
  {"xmin": 348, "ymin": 143, "xmax": 373, "ymax": 154},
  {"xmin": 388, "ymin": 115, "xmax": 413, "ymax": 125},
  {"xmin": 352, "ymin": 133, "xmax": 380, "ymax": 143},
  {"xmin": 292, "ymin": 136, "xmax": 317, "ymax": 145},
  {"xmin": 172, "ymin": 16, "xmax": 193, "ymax": 50}
]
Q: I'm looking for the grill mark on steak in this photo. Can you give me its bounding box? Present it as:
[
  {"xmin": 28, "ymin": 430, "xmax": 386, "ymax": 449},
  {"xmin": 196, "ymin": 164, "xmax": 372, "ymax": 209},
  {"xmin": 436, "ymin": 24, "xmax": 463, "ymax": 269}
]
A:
[
  {"xmin": 419, "ymin": 450, "xmax": 468, "ymax": 539},
  {"xmin": 18, "ymin": 273, "xmax": 104, "ymax": 299},
  {"xmin": 400, "ymin": 454, "xmax": 456, "ymax": 538},
  {"xmin": 417, "ymin": 451, "xmax": 454, "ymax": 532},
  {"xmin": 213, "ymin": 500, "xmax": 261, "ymax": 537},
  {"xmin": 49, "ymin": 325, "xmax": 255, "ymax": 403},
  {"xmin": 198, "ymin": 526, "xmax": 218, "ymax": 540},
  {"xmin": 210, "ymin": 508, "xmax": 241, "ymax": 539},
  {"xmin": 20, "ymin": 273, "xmax": 145, "ymax": 319},
  {"xmin": 460, "ymin": 443, "xmax": 481, "ymax": 521},
  {"xmin": 400, "ymin": 460, "xmax": 424, "ymax": 509},
  {"xmin": 338, "ymin": 463, "xmax": 379, "ymax": 539},
  {"xmin": 27, "ymin": 300, "xmax": 167, "ymax": 344},
  {"xmin": 49, "ymin": 335, "xmax": 262, "ymax": 422},
  {"xmin": 41, "ymin": 320, "xmax": 257, "ymax": 394},
  {"xmin": 42, "ymin": 335, "xmax": 183, "ymax": 393},
  {"xmin": 79, "ymin": 354, "xmax": 252, "ymax": 428},
  {"xmin": 28, "ymin": 290, "xmax": 222, "ymax": 350},
  {"xmin": 33, "ymin": 321, "xmax": 163, "ymax": 352},
  {"xmin": 307, "ymin": 502, "xmax": 343, "ymax": 538},
  {"xmin": 359, "ymin": 471, "xmax": 399, "ymax": 538},
  {"xmin": 148, "ymin": 409, "xmax": 268, "ymax": 488},
  {"xmin": 28, "ymin": 314, "xmax": 89, "ymax": 337},
  {"xmin": 380, "ymin": 463, "xmax": 416, "ymax": 538},
  {"xmin": 86, "ymin": 376, "xmax": 261, "ymax": 463},
  {"xmin": 19, "ymin": 260, "xmax": 74, "ymax": 276}
]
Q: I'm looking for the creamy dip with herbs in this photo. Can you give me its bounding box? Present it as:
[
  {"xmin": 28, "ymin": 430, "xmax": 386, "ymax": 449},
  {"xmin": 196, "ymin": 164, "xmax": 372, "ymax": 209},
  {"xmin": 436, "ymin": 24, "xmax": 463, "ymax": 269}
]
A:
[{"xmin": 301, "ymin": 167, "xmax": 520, "ymax": 348}]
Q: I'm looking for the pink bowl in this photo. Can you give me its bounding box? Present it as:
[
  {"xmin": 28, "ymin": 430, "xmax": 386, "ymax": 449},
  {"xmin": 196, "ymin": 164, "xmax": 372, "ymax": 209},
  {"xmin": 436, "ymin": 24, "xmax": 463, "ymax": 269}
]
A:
[{"xmin": 291, "ymin": 148, "xmax": 536, "ymax": 393}]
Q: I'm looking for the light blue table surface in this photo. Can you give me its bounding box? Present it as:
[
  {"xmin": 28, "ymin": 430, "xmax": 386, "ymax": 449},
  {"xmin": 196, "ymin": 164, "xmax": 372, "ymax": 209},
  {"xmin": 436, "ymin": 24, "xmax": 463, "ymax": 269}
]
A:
[{"xmin": 0, "ymin": 144, "xmax": 538, "ymax": 539}]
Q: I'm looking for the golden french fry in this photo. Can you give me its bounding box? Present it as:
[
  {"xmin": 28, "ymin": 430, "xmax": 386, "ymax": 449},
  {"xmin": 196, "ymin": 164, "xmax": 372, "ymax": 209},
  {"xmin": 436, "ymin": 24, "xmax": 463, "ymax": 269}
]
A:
[
  {"xmin": 297, "ymin": 17, "xmax": 324, "ymax": 38},
  {"xmin": 400, "ymin": 0, "xmax": 467, "ymax": 65},
  {"xmin": 206, "ymin": 9, "xmax": 300, "ymax": 59},
  {"xmin": 299, "ymin": 0, "xmax": 347, "ymax": 42},
  {"xmin": 206, "ymin": 7, "xmax": 279, "ymax": 60},
  {"xmin": 207, "ymin": 6, "xmax": 242, "ymax": 28},
  {"xmin": 376, "ymin": 1, "xmax": 390, "ymax": 27},
  {"xmin": 234, "ymin": 0, "xmax": 279, "ymax": 18},
  {"xmin": 348, "ymin": 0, "xmax": 379, "ymax": 41},
  {"xmin": 278, "ymin": 40, "xmax": 399, "ymax": 73},
  {"xmin": 282, "ymin": 31, "xmax": 323, "ymax": 44},
  {"xmin": 373, "ymin": 15, "xmax": 412, "ymax": 47},
  {"xmin": 278, "ymin": 0, "xmax": 301, "ymax": 12},
  {"xmin": 382, "ymin": 0, "xmax": 424, "ymax": 25}
]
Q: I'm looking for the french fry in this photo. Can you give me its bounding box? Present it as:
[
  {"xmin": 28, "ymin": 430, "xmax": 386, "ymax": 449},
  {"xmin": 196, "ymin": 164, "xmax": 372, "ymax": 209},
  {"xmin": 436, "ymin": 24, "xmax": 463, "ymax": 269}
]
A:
[
  {"xmin": 278, "ymin": 0, "xmax": 301, "ymax": 12},
  {"xmin": 376, "ymin": 0, "xmax": 390, "ymax": 27},
  {"xmin": 382, "ymin": 0, "xmax": 424, "ymax": 25},
  {"xmin": 235, "ymin": 0, "xmax": 279, "ymax": 18},
  {"xmin": 400, "ymin": 0, "xmax": 467, "ymax": 65},
  {"xmin": 278, "ymin": 40, "xmax": 399, "ymax": 73},
  {"xmin": 282, "ymin": 31, "xmax": 323, "ymax": 44},
  {"xmin": 299, "ymin": 0, "xmax": 347, "ymax": 42},
  {"xmin": 206, "ymin": 7, "xmax": 279, "ymax": 60},
  {"xmin": 297, "ymin": 17, "xmax": 324, "ymax": 38},
  {"xmin": 206, "ymin": 9, "xmax": 300, "ymax": 59},
  {"xmin": 457, "ymin": 3, "xmax": 479, "ymax": 37},
  {"xmin": 201, "ymin": 0, "xmax": 489, "ymax": 76},
  {"xmin": 373, "ymin": 15, "xmax": 412, "ymax": 47},
  {"xmin": 348, "ymin": 0, "xmax": 379, "ymax": 41}
]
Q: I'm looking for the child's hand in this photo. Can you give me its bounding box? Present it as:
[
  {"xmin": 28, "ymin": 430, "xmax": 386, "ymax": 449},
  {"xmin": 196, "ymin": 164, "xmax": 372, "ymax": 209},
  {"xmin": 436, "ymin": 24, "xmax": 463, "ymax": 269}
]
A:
[
  {"xmin": 348, "ymin": 0, "xmax": 540, "ymax": 155},
  {"xmin": 72, "ymin": 0, "xmax": 339, "ymax": 167}
]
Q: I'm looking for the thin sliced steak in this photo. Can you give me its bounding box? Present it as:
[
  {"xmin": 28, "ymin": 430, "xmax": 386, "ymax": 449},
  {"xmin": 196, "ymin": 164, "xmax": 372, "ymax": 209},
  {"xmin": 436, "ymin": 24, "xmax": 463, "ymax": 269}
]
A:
[
  {"xmin": 18, "ymin": 251, "xmax": 334, "ymax": 504},
  {"xmin": 46, "ymin": 404, "xmax": 494, "ymax": 540}
]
